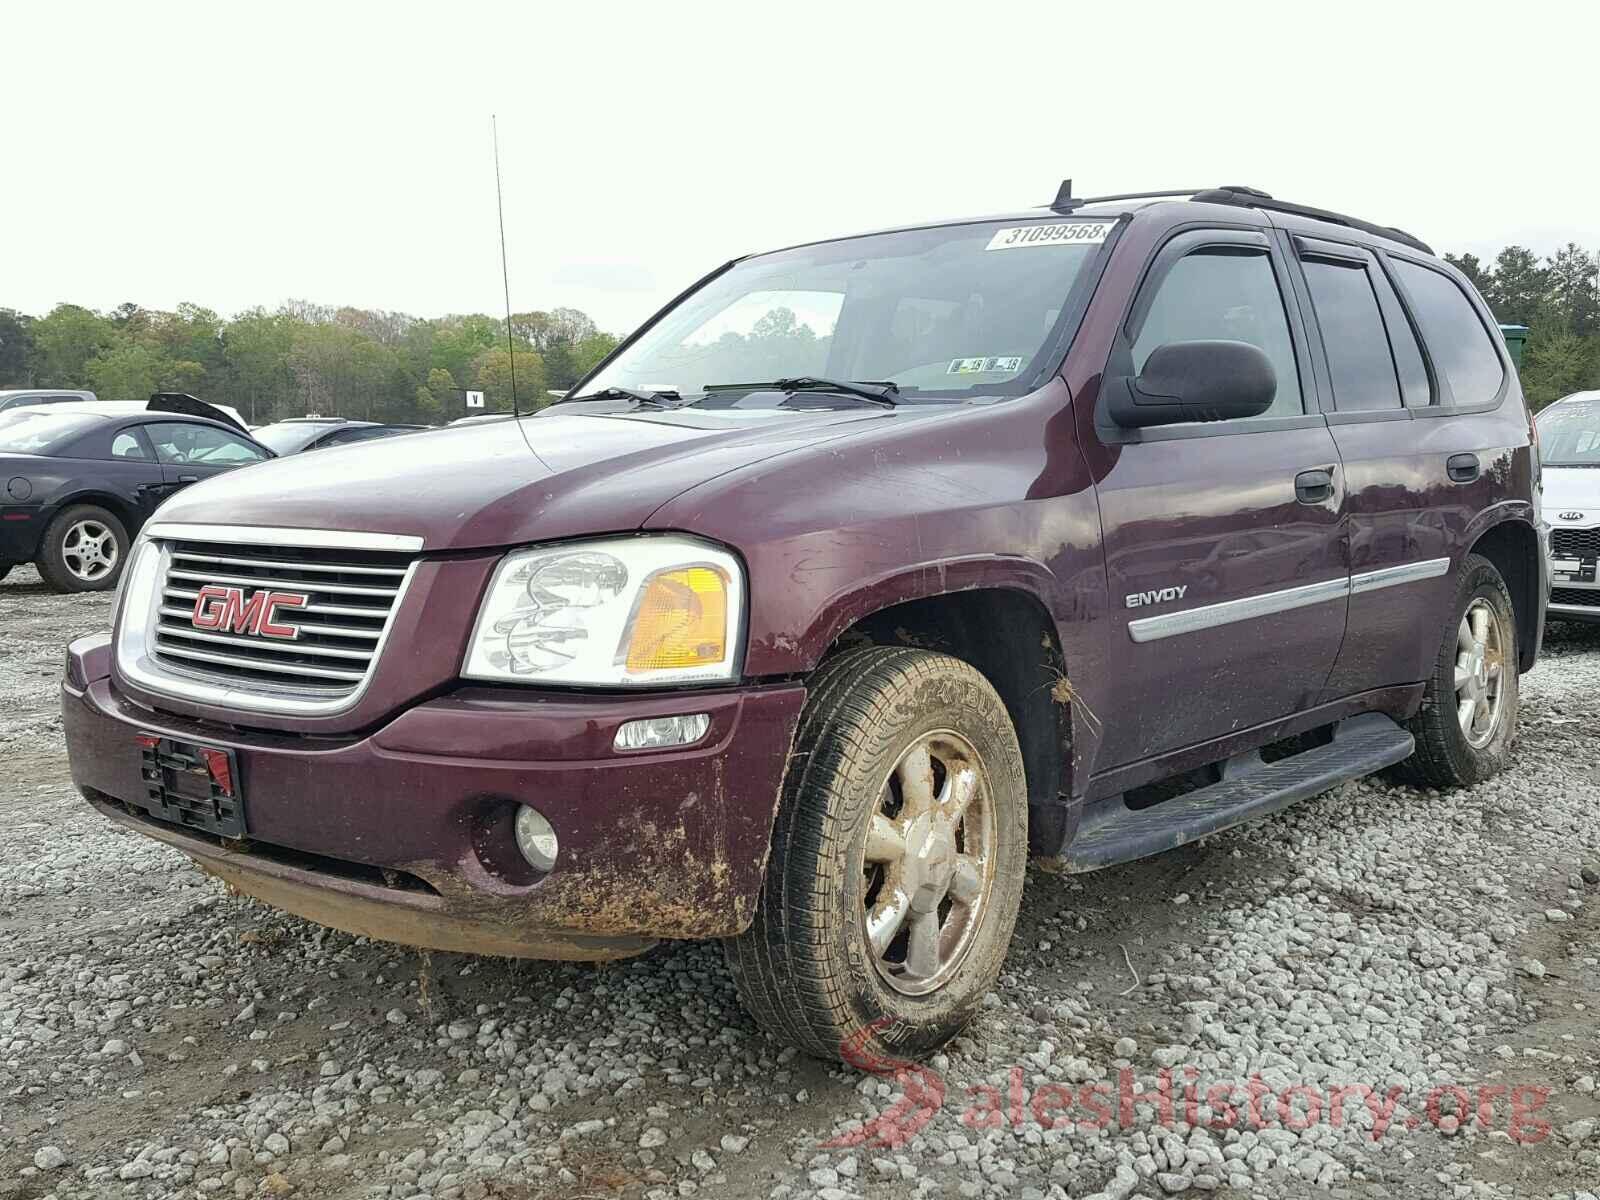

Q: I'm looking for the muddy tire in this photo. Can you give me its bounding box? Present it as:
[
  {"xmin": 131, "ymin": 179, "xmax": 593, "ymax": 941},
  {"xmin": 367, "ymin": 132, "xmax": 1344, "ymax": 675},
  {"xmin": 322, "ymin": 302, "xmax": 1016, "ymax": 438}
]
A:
[
  {"xmin": 724, "ymin": 646, "xmax": 1028, "ymax": 1062},
  {"xmin": 1393, "ymin": 554, "xmax": 1520, "ymax": 789},
  {"xmin": 36, "ymin": 505, "xmax": 128, "ymax": 593}
]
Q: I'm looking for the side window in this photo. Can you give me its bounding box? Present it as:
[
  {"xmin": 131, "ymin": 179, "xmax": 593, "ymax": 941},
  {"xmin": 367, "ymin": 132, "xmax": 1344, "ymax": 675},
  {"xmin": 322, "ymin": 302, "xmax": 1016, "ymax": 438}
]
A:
[
  {"xmin": 1369, "ymin": 267, "xmax": 1431, "ymax": 408},
  {"xmin": 147, "ymin": 422, "xmax": 269, "ymax": 467},
  {"xmin": 110, "ymin": 431, "xmax": 150, "ymax": 460},
  {"xmin": 1132, "ymin": 248, "xmax": 1304, "ymax": 417},
  {"xmin": 1301, "ymin": 257, "xmax": 1402, "ymax": 411},
  {"xmin": 1391, "ymin": 259, "xmax": 1506, "ymax": 406}
]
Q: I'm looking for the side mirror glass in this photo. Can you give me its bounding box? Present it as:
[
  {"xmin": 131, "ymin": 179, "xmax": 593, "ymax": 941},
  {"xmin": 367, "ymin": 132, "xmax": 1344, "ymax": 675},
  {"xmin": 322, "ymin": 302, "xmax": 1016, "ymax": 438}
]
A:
[{"xmin": 1108, "ymin": 339, "xmax": 1276, "ymax": 429}]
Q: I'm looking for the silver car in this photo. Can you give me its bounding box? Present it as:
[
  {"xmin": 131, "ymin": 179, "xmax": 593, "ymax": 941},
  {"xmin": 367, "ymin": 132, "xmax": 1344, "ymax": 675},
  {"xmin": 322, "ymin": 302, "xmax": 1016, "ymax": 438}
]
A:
[{"xmin": 1539, "ymin": 391, "xmax": 1600, "ymax": 623}]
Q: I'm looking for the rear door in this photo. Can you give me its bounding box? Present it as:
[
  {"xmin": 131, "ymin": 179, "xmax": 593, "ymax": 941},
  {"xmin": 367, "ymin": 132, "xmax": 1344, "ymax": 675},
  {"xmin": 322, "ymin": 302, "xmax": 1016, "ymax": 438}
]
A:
[
  {"xmin": 1286, "ymin": 235, "xmax": 1511, "ymax": 697},
  {"xmin": 1084, "ymin": 228, "xmax": 1349, "ymax": 767}
]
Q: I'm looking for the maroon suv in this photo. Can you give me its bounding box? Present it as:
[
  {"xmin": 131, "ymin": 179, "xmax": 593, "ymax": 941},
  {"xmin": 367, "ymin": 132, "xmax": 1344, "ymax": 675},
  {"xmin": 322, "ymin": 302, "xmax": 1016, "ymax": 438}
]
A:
[{"xmin": 63, "ymin": 185, "xmax": 1545, "ymax": 1061}]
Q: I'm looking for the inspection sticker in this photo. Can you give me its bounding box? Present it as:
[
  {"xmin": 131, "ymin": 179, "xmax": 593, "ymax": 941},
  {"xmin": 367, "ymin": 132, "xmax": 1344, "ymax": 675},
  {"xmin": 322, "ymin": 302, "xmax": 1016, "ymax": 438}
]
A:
[
  {"xmin": 985, "ymin": 222, "xmax": 1111, "ymax": 250},
  {"xmin": 948, "ymin": 356, "xmax": 1024, "ymax": 375}
]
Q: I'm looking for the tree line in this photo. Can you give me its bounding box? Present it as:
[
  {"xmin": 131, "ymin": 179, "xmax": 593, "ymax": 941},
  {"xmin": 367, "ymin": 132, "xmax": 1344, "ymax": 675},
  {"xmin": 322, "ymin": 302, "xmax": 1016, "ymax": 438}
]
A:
[
  {"xmin": 0, "ymin": 301, "xmax": 620, "ymax": 425},
  {"xmin": 1443, "ymin": 243, "xmax": 1598, "ymax": 409},
  {"xmin": 2, "ymin": 240, "xmax": 1596, "ymax": 423}
]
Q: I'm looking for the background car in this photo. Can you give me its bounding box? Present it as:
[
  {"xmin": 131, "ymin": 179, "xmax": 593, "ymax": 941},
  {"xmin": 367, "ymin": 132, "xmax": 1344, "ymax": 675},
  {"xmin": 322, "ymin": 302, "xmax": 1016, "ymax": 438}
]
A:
[
  {"xmin": 251, "ymin": 417, "xmax": 428, "ymax": 455},
  {"xmin": 0, "ymin": 388, "xmax": 250, "ymax": 429},
  {"xmin": 0, "ymin": 401, "xmax": 274, "ymax": 591},
  {"xmin": 0, "ymin": 388, "xmax": 98, "ymax": 412},
  {"xmin": 1537, "ymin": 391, "xmax": 1600, "ymax": 622}
]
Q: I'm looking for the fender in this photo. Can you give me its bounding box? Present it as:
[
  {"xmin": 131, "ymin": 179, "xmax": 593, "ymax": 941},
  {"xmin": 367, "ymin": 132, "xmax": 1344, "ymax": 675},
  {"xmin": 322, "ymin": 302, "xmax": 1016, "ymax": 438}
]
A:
[
  {"xmin": 746, "ymin": 552, "xmax": 1066, "ymax": 676},
  {"xmin": 1456, "ymin": 503, "xmax": 1545, "ymax": 672}
]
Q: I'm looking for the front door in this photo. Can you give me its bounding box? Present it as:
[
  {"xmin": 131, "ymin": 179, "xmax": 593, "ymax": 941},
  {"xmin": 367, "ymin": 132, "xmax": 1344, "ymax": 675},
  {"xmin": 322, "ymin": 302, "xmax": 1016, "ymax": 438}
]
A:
[
  {"xmin": 145, "ymin": 421, "xmax": 272, "ymax": 500},
  {"xmin": 1083, "ymin": 228, "xmax": 1348, "ymax": 768}
]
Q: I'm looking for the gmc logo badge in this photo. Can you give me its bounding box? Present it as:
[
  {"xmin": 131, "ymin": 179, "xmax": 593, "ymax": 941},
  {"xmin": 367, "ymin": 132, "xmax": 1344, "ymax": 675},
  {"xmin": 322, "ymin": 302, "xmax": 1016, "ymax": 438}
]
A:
[{"xmin": 191, "ymin": 585, "xmax": 308, "ymax": 640}]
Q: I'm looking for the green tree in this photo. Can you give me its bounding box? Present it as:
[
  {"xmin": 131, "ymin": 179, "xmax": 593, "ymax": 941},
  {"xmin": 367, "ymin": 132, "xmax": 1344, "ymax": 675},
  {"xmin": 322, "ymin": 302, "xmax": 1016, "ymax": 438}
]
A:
[
  {"xmin": 1521, "ymin": 329, "xmax": 1594, "ymax": 410},
  {"xmin": 472, "ymin": 346, "xmax": 547, "ymax": 412},
  {"xmin": 0, "ymin": 308, "xmax": 33, "ymax": 384},
  {"xmin": 30, "ymin": 304, "xmax": 117, "ymax": 386},
  {"xmin": 85, "ymin": 342, "xmax": 165, "ymax": 400},
  {"xmin": 223, "ymin": 309, "xmax": 296, "ymax": 424},
  {"xmin": 1483, "ymin": 246, "xmax": 1550, "ymax": 327},
  {"xmin": 1443, "ymin": 253, "xmax": 1492, "ymax": 295},
  {"xmin": 1546, "ymin": 243, "xmax": 1599, "ymax": 336}
]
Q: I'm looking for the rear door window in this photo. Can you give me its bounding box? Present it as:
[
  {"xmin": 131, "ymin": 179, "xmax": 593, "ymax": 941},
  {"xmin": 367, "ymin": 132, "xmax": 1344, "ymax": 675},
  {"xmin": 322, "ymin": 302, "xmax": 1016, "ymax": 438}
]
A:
[
  {"xmin": 1131, "ymin": 248, "xmax": 1304, "ymax": 417},
  {"xmin": 1390, "ymin": 259, "xmax": 1506, "ymax": 406},
  {"xmin": 1301, "ymin": 257, "xmax": 1402, "ymax": 411}
]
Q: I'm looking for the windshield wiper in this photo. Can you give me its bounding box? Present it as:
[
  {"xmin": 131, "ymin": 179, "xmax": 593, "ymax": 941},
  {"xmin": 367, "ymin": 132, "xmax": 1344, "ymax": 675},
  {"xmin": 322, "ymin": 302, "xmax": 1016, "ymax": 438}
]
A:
[
  {"xmin": 703, "ymin": 377, "xmax": 899, "ymax": 406},
  {"xmin": 555, "ymin": 386, "xmax": 683, "ymax": 408}
]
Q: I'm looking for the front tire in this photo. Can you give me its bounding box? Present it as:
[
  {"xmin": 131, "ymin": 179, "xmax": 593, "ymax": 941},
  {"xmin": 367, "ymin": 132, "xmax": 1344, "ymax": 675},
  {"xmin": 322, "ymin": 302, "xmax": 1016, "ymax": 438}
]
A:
[
  {"xmin": 724, "ymin": 647, "xmax": 1028, "ymax": 1062},
  {"xmin": 1394, "ymin": 554, "xmax": 1520, "ymax": 788},
  {"xmin": 36, "ymin": 505, "xmax": 128, "ymax": 593}
]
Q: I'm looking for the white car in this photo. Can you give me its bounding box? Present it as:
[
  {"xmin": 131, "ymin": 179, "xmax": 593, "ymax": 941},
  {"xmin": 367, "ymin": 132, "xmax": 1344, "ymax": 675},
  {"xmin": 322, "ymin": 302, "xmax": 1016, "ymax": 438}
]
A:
[{"xmin": 1538, "ymin": 391, "xmax": 1600, "ymax": 623}]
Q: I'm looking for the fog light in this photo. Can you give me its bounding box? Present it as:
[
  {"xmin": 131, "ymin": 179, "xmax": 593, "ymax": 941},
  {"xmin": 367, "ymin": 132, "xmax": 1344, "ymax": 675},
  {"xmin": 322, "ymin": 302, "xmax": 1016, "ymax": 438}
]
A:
[
  {"xmin": 513, "ymin": 806, "xmax": 559, "ymax": 873},
  {"xmin": 613, "ymin": 713, "xmax": 710, "ymax": 751}
]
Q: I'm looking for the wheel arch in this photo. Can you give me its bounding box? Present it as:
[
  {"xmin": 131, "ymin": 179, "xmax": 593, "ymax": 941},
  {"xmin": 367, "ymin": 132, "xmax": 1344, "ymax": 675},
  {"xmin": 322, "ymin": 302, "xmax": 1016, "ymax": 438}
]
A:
[
  {"xmin": 1465, "ymin": 515, "xmax": 1542, "ymax": 672},
  {"xmin": 813, "ymin": 582, "xmax": 1072, "ymax": 854},
  {"xmin": 49, "ymin": 491, "xmax": 141, "ymax": 541}
]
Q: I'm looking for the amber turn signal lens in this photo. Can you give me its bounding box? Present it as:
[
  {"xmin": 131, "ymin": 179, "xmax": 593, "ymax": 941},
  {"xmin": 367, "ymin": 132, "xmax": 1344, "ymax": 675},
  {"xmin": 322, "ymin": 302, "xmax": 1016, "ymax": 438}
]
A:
[{"xmin": 625, "ymin": 566, "xmax": 728, "ymax": 672}]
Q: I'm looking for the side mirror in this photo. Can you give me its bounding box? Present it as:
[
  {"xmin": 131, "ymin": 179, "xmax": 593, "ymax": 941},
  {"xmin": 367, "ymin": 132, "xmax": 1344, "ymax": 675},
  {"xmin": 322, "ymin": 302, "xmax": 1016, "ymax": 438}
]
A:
[{"xmin": 1107, "ymin": 339, "xmax": 1276, "ymax": 429}]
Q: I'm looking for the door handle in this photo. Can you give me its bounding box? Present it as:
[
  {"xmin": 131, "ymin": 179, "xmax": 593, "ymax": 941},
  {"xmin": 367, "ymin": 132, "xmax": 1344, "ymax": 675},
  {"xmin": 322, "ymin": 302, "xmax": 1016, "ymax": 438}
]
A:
[
  {"xmin": 1294, "ymin": 468, "xmax": 1335, "ymax": 504},
  {"xmin": 1446, "ymin": 453, "xmax": 1479, "ymax": 483},
  {"xmin": 177, "ymin": 474, "xmax": 199, "ymax": 484}
]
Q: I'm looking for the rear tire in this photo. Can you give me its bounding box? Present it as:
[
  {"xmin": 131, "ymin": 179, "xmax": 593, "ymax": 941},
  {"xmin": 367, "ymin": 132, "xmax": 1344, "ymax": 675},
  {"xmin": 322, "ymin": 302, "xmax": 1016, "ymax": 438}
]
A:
[
  {"xmin": 724, "ymin": 647, "xmax": 1028, "ymax": 1062},
  {"xmin": 36, "ymin": 505, "xmax": 128, "ymax": 593},
  {"xmin": 1393, "ymin": 554, "xmax": 1519, "ymax": 788}
]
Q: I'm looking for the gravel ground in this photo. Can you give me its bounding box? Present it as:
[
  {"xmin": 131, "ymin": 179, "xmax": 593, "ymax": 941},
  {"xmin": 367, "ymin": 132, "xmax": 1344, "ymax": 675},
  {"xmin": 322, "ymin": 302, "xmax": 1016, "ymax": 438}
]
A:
[{"xmin": 2, "ymin": 562, "xmax": 1597, "ymax": 1200}]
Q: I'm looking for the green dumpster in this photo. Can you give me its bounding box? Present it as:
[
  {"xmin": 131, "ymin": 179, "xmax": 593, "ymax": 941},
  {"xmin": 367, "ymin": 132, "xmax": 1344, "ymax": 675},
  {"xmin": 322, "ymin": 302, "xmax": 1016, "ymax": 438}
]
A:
[{"xmin": 1499, "ymin": 324, "xmax": 1528, "ymax": 372}]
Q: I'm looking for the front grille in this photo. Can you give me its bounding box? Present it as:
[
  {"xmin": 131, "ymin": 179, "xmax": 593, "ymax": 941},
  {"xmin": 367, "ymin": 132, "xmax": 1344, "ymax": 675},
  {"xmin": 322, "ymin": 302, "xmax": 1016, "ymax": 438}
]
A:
[
  {"xmin": 1551, "ymin": 587, "xmax": 1600, "ymax": 608},
  {"xmin": 1552, "ymin": 527, "xmax": 1600, "ymax": 560},
  {"xmin": 152, "ymin": 538, "xmax": 415, "ymax": 700}
]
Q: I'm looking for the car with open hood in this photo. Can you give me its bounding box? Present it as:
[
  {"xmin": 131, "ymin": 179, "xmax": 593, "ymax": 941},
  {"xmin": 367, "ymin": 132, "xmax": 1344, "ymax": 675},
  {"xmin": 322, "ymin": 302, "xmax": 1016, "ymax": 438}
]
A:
[{"xmin": 62, "ymin": 184, "xmax": 1544, "ymax": 1061}]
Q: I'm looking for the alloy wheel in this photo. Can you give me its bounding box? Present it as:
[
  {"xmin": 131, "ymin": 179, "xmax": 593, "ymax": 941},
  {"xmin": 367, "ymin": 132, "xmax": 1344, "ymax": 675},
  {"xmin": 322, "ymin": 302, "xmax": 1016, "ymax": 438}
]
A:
[
  {"xmin": 61, "ymin": 519, "xmax": 119, "ymax": 583},
  {"xmin": 1455, "ymin": 598, "xmax": 1506, "ymax": 749},
  {"xmin": 859, "ymin": 730, "xmax": 997, "ymax": 997}
]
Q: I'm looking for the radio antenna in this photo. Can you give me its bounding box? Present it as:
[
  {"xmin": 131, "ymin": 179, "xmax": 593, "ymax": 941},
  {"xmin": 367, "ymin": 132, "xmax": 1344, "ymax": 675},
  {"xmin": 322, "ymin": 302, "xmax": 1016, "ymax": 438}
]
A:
[{"xmin": 492, "ymin": 114, "xmax": 519, "ymax": 419}]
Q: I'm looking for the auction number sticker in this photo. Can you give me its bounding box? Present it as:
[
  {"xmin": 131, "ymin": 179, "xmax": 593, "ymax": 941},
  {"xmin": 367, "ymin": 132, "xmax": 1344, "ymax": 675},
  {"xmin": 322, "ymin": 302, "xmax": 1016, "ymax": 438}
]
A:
[{"xmin": 985, "ymin": 222, "xmax": 1111, "ymax": 250}]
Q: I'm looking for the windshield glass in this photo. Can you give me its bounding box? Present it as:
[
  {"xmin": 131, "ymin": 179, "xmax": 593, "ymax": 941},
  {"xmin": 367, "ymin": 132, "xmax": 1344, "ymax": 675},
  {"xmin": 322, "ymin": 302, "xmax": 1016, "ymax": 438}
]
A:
[
  {"xmin": 0, "ymin": 409, "xmax": 103, "ymax": 454},
  {"xmin": 580, "ymin": 218, "xmax": 1113, "ymax": 402},
  {"xmin": 1537, "ymin": 399, "xmax": 1600, "ymax": 466},
  {"xmin": 253, "ymin": 423, "xmax": 337, "ymax": 454}
]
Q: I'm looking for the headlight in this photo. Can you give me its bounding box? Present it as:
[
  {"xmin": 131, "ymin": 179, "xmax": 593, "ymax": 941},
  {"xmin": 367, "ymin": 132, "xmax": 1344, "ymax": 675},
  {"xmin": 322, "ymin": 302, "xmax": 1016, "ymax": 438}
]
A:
[{"xmin": 462, "ymin": 535, "xmax": 745, "ymax": 686}]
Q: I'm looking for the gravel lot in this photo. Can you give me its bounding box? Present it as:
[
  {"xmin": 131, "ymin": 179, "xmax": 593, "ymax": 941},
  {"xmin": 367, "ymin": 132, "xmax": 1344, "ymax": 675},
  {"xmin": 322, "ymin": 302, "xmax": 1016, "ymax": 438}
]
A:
[{"xmin": 2, "ymin": 562, "xmax": 1597, "ymax": 1200}]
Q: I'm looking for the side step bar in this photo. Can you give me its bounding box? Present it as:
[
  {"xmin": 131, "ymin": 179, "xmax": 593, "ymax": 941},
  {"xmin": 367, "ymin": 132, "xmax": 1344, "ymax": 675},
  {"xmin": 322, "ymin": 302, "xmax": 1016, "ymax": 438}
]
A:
[{"xmin": 1057, "ymin": 713, "xmax": 1414, "ymax": 874}]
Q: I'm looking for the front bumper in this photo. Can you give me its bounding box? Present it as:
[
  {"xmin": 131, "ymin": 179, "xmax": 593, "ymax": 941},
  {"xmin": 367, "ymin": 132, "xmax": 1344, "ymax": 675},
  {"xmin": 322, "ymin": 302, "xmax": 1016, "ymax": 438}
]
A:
[{"xmin": 64, "ymin": 634, "xmax": 806, "ymax": 959}]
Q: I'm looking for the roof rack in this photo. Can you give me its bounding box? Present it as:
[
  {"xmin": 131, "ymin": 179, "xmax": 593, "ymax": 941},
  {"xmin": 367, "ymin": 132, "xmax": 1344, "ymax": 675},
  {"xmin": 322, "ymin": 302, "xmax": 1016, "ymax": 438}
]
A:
[
  {"xmin": 1047, "ymin": 181, "xmax": 1432, "ymax": 255},
  {"xmin": 1192, "ymin": 186, "xmax": 1432, "ymax": 254}
]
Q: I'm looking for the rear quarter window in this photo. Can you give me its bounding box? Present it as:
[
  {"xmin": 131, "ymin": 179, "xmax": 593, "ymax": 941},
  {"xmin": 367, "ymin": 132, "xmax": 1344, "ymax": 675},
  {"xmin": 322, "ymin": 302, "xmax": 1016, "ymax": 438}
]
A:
[{"xmin": 1391, "ymin": 259, "xmax": 1506, "ymax": 406}]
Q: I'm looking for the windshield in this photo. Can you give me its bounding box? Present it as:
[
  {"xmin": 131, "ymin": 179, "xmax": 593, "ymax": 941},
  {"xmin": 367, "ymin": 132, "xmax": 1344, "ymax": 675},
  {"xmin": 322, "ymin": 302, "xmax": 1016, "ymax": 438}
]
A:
[
  {"xmin": 1537, "ymin": 399, "xmax": 1600, "ymax": 467},
  {"xmin": 0, "ymin": 409, "xmax": 103, "ymax": 454},
  {"xmin": 579, "ymin": 218, "xmax": 1113, "ymax": 402},
  {"xmin": 253, "ymin": 423, "xmax": 337, "ymax": 454}
]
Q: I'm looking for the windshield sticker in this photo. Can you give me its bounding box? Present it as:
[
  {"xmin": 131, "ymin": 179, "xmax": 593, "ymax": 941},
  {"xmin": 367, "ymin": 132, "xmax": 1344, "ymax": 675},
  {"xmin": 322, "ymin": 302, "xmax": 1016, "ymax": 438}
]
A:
[
  {"xmin": 948, "ymin": 356, "xmax": 1024, "ymax": 375},
  {"xmin": 985, "ymin": 222, "xmax": 1111, "ymax": 251}
]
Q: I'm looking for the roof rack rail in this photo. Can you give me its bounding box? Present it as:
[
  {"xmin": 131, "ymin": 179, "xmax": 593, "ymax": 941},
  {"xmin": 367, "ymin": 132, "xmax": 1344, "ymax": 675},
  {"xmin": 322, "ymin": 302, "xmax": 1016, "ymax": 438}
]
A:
[
  {"xmin": 1045, "ymin": 181, "xmax": 1432, "ymax": 255},
  {"xmin": 1049, "ymin": 181, "xmax": 1206, "ymax": 212},
  {"xmin": 1191, "ymin": 186, "xmax": 1433, "ymax": 255}
]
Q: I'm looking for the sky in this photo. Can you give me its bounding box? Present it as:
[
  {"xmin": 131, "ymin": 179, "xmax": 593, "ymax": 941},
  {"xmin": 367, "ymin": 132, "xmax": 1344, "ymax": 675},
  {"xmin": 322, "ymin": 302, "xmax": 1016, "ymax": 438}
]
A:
[{"xmin": 9, "ymin": 0, "xmax": 1600, "ymax": 337}]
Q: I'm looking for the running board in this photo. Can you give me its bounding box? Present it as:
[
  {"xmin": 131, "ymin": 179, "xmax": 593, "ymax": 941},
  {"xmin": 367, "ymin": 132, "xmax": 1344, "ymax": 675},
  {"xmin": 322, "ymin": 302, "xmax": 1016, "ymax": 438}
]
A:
[{"xmin": 1057, "ymin": 714, "xmax": 1414, "ymax": 873}]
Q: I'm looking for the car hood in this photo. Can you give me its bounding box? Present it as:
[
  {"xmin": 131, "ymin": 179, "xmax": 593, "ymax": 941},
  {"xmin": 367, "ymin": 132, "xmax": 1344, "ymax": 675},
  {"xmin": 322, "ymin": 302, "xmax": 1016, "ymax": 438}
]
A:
[
  {"xmin": 1543, "ymin": 466, "xmax": 1600, "ymax": 519},
  {"xmin": 149, "ymin": 408, "xmax": 889, "ymax": 551}
]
